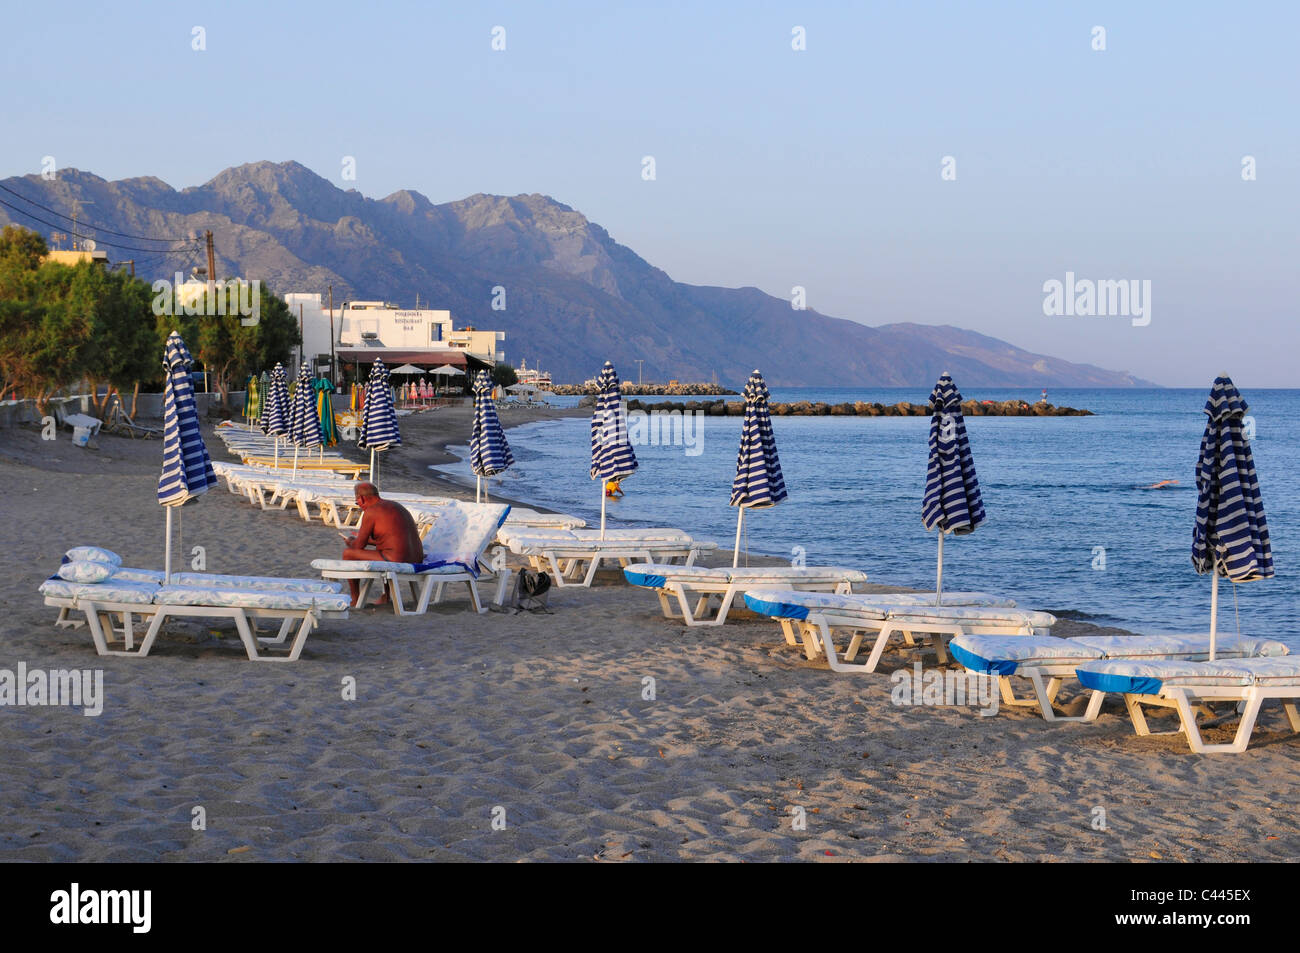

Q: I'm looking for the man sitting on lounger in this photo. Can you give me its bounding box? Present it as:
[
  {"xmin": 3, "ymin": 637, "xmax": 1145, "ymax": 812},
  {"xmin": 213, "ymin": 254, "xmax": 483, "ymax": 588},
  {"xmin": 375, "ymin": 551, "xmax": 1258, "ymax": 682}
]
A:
[{"xmin": 341, "ymin": 482, "xmax": 424, "ymax": 606}]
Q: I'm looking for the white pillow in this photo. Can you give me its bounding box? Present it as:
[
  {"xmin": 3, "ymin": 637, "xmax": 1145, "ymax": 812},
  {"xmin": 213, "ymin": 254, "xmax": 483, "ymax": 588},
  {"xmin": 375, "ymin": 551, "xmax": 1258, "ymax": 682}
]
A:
[
  {"xmin": 57, "ymin": 560, "xmax": 115, "ymax": 583},
  {"xmin": 65, "ymin": 546, "xmax": 122, "ymax": 567}
]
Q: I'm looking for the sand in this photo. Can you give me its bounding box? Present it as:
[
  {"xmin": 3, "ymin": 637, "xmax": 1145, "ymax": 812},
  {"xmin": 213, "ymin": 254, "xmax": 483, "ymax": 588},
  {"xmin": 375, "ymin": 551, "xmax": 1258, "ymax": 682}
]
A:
[{"xmin": 0, "ymin": 404, "xmax": 1296, "ymax": 862}]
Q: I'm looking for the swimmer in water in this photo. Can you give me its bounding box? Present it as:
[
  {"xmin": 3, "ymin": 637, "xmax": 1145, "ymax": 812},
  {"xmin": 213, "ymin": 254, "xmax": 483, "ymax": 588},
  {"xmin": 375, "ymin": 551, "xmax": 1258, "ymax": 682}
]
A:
[
  {"xmin": 1145, "ymin": 479, "xmax": 1179, "ymax": 489},
  {"xmin": 605, "ymin": 479, "xmax": 624, "ymax": 498}
]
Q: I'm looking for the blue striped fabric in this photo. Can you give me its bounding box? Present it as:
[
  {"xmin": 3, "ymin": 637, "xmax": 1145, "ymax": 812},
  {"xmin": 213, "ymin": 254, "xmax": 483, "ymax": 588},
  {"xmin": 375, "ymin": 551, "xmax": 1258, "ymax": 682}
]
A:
[
  {"xmin": 358, "ymin": 359, "xmax": 401, "ymax": 450},
  {"xmin": 157, "ymin": 331, "xmax": 217, "ymax": 507},
  {"xmin": 590, "ymin": 361, "xmax": 638, "ymax": 481},
  {"xmin": 470, "ymin": 370, "xmax": 514, "ymax": 477},
  {"xmin": 288, "ymin": 361, "xmax": 323, "ymax": 449},
  {"xmin": 921, "ymin": 373, "xmax": 985, "ymax": 535},
  {"xmin": 261, "ymin": 363, "xmax": 290, "ymax": 438},
  {"xmin": 729, "ymin": 370, "xmax": 787, "ymax": 508},
  {"xmin": 1192, "ymin": 376, "xmax": 1273, "ymax": 583}
]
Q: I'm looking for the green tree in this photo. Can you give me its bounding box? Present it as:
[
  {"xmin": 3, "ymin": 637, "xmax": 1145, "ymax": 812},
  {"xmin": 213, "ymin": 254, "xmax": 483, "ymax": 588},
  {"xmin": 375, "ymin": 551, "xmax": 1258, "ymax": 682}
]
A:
[
  {"xmin": 492, "ymin": 362, "xmax": 518, "ymax": 388},
  {"xmin": 156, "ymin": 283, "xmax": 299, "ymax": 403}
]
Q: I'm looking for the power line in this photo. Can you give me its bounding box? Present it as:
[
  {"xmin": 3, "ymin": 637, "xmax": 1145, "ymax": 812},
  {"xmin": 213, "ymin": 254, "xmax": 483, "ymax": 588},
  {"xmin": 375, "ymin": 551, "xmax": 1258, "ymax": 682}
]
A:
[
  {"xmin": 0, "ymin": 182, "xmax": 191, "ymax": 245},
  {"xmin": 0, "ymin": 197, "xmax": 204, "ymax": 253}
]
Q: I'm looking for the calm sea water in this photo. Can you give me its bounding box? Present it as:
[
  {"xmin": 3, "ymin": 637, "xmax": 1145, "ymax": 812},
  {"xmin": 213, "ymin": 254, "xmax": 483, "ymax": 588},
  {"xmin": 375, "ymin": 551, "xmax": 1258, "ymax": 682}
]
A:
[{"xmin": 435, "ymin": 387, "xmax": 1299, "ymax": 645}]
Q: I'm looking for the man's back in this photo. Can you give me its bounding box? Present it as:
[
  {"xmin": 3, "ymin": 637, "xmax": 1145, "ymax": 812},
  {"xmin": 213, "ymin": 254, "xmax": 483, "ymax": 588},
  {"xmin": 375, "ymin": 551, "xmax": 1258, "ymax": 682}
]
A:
[{"xmin": 358, "ymin": 499, "xmax": 424, "ymax": 563}]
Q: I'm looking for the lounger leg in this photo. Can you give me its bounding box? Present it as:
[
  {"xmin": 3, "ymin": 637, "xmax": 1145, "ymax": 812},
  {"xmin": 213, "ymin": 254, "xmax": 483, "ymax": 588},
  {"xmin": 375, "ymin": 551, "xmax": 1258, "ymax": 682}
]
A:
[
  {"xmin": 493, "ymin": 570, "xmax": 512, "ymax": 606},
  {"xmin": 1026, "ymin": 671, "xmax": 1095, "ymax": 722},
  {"xmin": 656, "ymin": 589, "xmax": 684, "ymax": 620},
  {"xmin": 668, "ymin": 583, "xmax": 696, "ymax": 624},
  {"xmin": 862, "ymin": 624, "xmax": 895, "ymax": 672},
  {"xmin": 997, "ymin": 675, "xmax": 1040, "ymax": 708},
  {"xmin": 821, "ymin": 621, "xmax": 871, "ymax": 674},
  {"xmin": 710, "ymin": 589, "xmax": 738, "ymax": 626},
  {"xmin": 1124, "ymin": 694, "xmax": 1154, "ymax": 736},
  {"xmin": 1283, "ymin": 703, "xmax": 1300, "ymax": 733},
  {"xmin": 581, "ymin": 555, "xmax": 603, "ymax": 588},
  {"xmin": 777, "ymin": 619, "xmax": 800, "ymax": 648},
  {"xmin": 466, "ymin": 580, "xmax": 485, "ymax": 614},
  {"xmin": 411, "ymin": 576, "xmax": 439, "ymax": 614}
]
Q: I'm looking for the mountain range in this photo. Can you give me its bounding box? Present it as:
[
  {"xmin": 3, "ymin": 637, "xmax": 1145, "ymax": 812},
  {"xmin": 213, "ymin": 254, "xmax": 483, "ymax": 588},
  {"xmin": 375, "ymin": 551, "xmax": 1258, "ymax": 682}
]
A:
[{"xmin": 0, "ymin": 160, "xmax": 1155, "ymax": 387}]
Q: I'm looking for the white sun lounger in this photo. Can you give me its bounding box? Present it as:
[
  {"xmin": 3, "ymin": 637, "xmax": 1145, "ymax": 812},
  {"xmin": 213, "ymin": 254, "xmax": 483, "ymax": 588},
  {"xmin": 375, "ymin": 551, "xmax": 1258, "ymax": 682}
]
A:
[
  {"xmin": 497, "ymin": 528, "xmax": 718, "ymax": 588},
  {"xmin": 40, "ymin": 576, "xmax": 350, "ymax": 661},
  {"xmin": 1076, "ymin": 656, "xmax": 1300, "ymax": 753},
  {"xmin": 623, "ymin": 562, "xmax": 868, "ymax": 626},
  {"xmin": 742, "ymin": 588, "xmax": 1047, "ymax": 673},
  {"xmin": 950, "ymin": 633, "xmax": 1290, "ymax": 722},
  {"xmin": 312, "ymin": 502, "xmax": 511, "ymax": 614}
]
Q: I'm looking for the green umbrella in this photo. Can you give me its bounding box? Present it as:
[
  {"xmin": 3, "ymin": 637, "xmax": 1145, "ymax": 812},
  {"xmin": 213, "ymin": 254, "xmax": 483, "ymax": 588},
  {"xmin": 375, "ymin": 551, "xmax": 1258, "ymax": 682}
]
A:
[{"xmin": 314, "ymin": 377, "xmax": 338, "ymax": 448}]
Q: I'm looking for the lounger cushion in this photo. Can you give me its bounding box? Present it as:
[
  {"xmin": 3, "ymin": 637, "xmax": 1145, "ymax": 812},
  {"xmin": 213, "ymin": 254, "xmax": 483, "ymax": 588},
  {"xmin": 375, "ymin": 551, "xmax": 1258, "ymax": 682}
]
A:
[
  {"xmin": 1071, "ymin": 634, "xmax": 1288, "ymax": 661},
  {"xmin": 1076, "ymin": 659, "xmax": 1259, "ymax": 695},
  {"xmin": 65, "ymin": 546, "xmax": 121, "ymax": 567},
  {"xmin": 742, "ymin": 589, "xmax": 1033, "ymax": 623},
  {"xmin": 40, "ymin": 577, "xmax": 160, "ymax": 605},
  {"xmin": 888, "ymin": 607, "xmax": 1056, "ymax": 628},
  {"xmin": 311, "ymin": 558, "xmax": 465, "ymax": 576},
  {"xmin": 624, "ymin": 563, "xmax": 866, "ymax": 589},
  {"xmin": 110, "ymin": 568, "xmax": 167, "ymax": 583},
  {"xmin": 950, "ymin": 635, "xmax": 1104, "ymax": 674},
  {"xmin": 743, "ymin": 590, "xmax": 886, "ymax": 621},
  {"xmin": 155, "ymin": 585, "xmax": 351, "ymax": 612},
  {"xmin": 419, "ymin": 501, "xmax": 511, "ymax": 577},
  {"xmin": 57, "ymin": 560, "xmax": 116, "ymax": 583},
  {"xmin": 170, "ymin": 572, "xmax": 343, "ymax": 594}
]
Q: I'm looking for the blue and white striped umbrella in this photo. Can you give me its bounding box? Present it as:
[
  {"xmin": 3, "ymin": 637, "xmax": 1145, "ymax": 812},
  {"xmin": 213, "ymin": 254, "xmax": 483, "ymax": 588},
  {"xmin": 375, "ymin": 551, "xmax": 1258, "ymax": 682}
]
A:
[
  {"xmin": 358, "ymin": 359, "xmax": 401, "ymax": 483},
  {"xmin": 590, "ymin": 361, "xmax": 638, "ymax": 536},
  {"xmin": 469, "ymin": 370, "xmax": 513, "ymax": 502},
  {"xmin": 157, "ymin": 331, "xmax": 217, "ymax": 582},
  {"xmin": 260, "ymin": 362, "xmax": 290, "ymax": 466},
  {"xmin": 922, "ymin": 372, "xmax": 985, "ymax": 603},
  {"xmin": 1192, "ymin": 374, "xmax": 1273, "ymax": 658},
  {"xmin": 729, "ymin": 369, "xmax": 787, "ymax": 566},
  {"xmin": 288, "ymin": 361, "xmax": 323, "ymax": 474}
]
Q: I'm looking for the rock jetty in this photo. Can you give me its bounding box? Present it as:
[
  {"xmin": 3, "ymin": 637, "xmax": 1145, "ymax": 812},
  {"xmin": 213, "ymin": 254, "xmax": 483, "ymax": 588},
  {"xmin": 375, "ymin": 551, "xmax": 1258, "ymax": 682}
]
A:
[
  {"xmin": 620, "ymin": 398, "xmax": 1092, "ymax": 417},
  {"xmin": 552, "ymin": 382, "xmax": 737, "ymax": 396}
]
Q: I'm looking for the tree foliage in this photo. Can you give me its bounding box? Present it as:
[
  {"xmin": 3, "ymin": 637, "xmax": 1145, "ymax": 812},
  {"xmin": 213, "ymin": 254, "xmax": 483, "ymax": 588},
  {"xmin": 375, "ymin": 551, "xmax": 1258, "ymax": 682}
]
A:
[{"xmin": 492, "ymin": 362, "xmax": 518, "ymax": 388}]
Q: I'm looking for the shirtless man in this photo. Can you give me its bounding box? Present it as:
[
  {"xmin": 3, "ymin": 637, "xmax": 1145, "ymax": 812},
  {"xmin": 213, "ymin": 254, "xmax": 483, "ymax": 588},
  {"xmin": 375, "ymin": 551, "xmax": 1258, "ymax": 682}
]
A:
[{"xmin": 341, "ymin": 482, "xmax": 424, "ymax": 606}]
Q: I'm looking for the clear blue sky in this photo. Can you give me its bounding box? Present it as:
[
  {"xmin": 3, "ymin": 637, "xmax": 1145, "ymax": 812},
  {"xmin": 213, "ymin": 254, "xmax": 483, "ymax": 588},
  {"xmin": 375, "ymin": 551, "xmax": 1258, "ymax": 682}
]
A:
[{"xmin": 3, "ymin": 1, "xmax": 1296, "ymax": 385}]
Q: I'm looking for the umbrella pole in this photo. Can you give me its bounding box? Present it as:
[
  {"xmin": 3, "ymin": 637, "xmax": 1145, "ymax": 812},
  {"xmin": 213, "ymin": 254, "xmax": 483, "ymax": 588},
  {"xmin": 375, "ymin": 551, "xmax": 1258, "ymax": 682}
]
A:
[
  {"xmin": 600, "ymin": 485, "xmax": 607, "ymax": 539},
  {"xmin": 164, "ymin": 507, "xmax": 173, "ymax": 585},
  {"xmin": 476, "ymin": 475, "xmax": 482, "ymax": 504},
  {"xmin": 369, "ymin": 448, "xmax": 376, "ymax": 484},
  {"xmin": 732, "ymin": 506, "xmax": 745, "ymax": 568},
  {"xmin": 274, "ymin": 436, "xmax": 280, "ymax": 468},
  {"xmin": 935, "ymin": 529, "xmax": 945, "ymax": 606},
  {"xmin": 1210, "ymin": 570, "xmax": 1219, "ymax": 662}
]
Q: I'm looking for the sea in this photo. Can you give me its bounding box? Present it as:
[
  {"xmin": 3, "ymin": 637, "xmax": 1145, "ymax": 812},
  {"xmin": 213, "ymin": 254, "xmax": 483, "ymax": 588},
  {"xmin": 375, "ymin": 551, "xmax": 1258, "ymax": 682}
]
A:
[{"xmin": 434, "ymin": 387, "xmax": 1299, "ymax": 646}]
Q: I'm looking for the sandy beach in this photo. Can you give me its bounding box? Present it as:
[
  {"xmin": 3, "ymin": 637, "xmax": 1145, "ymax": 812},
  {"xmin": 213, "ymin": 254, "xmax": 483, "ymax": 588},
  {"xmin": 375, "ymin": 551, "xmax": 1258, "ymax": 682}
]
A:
[{"xmin": 1, "ymin": 405, "xmax": 1297, "ymax": 863}]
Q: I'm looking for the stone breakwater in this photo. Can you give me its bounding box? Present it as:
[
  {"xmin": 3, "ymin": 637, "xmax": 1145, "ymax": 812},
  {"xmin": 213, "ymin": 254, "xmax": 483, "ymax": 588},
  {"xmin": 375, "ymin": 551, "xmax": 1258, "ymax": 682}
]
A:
[
  {"xmin": 619, "ymin": 398, "xmax": 1093, "ymax": 417},
  {"xmin": 552, "ymin": 382, "xmax": 738, "ymax": 396}
]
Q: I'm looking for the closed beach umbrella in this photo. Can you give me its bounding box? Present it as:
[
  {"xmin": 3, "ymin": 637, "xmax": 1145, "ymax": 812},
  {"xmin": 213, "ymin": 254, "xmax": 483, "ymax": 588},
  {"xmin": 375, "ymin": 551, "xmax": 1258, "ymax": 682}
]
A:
[
  {"xmin": 729, "ymin": 370, "xmax": 787, "ymax": 567},
  {"xmin": 261, "ymin": 363, "xmax": 291, "ymax": 467},
  {"xmin": 590, "ymin": 361, "xmax": 638, "ymax": 537},
  {"xmin": 469, "ymin": 369, "xmax": 514, "ymax": 502},
  {"xmin": 243, "ymin": 374, "xmax": 259, "ymax": 428},
  {"xmin": 315, "ymin": 377, "xmax": 338, "ymax": 448},
  {"xmin": 288, "ymin": 361, "xmax": 323, "ymax": 475},
  {"xmin": 921, "ymin": 372, "xmax": 986, "ymax": 604},
  {"xmin": 1192, "ymin": 374, "xmax": 1273, "ymax": 660},
  {"xmin": 158, "ymin": 331, "xmax": 217, "ymax": 584},
  {"xmin": 358, "ymin": 359, "xmax": 401, "ymax": 483}
]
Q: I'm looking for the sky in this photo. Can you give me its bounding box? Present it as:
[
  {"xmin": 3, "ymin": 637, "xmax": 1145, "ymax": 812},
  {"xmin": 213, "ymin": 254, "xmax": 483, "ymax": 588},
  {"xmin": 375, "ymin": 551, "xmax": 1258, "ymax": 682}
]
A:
[{"xmin": 2, "ymin": 1, "xmax": 1296, "ymax": 386}]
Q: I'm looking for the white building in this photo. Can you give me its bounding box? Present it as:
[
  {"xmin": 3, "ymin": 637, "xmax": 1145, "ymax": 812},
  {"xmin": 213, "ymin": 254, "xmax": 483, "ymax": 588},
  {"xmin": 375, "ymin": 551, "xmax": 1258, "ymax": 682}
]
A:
[{"xmin": 282, "ymin": 293, "xmax": 504, "ymax": 381}]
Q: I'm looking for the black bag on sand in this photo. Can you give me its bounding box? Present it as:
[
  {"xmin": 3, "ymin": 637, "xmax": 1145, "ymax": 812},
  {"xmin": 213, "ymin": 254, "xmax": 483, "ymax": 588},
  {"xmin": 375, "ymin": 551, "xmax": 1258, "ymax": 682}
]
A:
[{"xmin": 511, "ymin": 569, "xmax": 552, "ymax": 613}]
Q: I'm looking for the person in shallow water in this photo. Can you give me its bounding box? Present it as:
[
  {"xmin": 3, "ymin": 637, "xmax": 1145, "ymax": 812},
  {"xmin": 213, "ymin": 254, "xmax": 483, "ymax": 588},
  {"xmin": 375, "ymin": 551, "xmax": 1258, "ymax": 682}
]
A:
[
  {"xmin": 605, "ymin": 478, "xmax": 624, "ymax": 498},
  {"xmin": 341, "ymin": 482, "xmax": 424, "ymax": 606}
]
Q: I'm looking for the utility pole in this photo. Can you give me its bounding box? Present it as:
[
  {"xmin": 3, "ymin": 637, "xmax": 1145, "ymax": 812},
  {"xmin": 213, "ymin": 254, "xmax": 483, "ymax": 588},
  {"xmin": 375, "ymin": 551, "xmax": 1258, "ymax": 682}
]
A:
[
  {"xmin": 298, "ymin": 303, "xmax": 304, "ymax": 369},
  {"xmin": 70, "ymin": 200, "xmax": 93, "ymax": 248},
  {"xmin": 205, "ymin": 230, "xmax": 216, "ymax": 282},
  {"xmin": 328, "ymin": 284, "xmax": 336, "ymax": 386},
  {"xmin": 635, "ymin": 359, "xmax": 645, "ymax": 386}
]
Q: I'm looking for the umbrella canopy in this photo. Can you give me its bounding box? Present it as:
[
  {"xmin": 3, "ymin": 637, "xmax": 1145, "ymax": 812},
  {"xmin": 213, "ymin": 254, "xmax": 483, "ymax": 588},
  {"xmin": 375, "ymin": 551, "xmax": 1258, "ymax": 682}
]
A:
[
  {"xmin": 389, "ymin": 363, "xmax": 425, "ymax": 376},
  {"xmin": 261, "ymin": 363, "xmax": 290, "ymax": 440},
  {"xmin": 590, "ymin": 361, "xmax": 638, "ymax": 536},
  {"xmin": 358, "ymin": 359, "xmax": 401, "ymax": 482},
  {"xmin": 157, "ymin": 331, "xmax": 217, "ymax": 582},
  {"xmin": 288, "ymin": 362, "xmax": 323, "ymax": 475},
  {"xmin": 432, "ymin": 365, "xmax": 465, "ymax": 376},
  {"xmin": 244, "ymin": 374, "xmax": 260, "ymax": 425},
  {"xmin": 1192, "ymin": 374, "xmax": 1273, "ymax": 659},
  {"xmin": 921, "ymin": 372, "xmax": 985, "ymax": 604},
  {"xmin": 729, "ymin": 370, "xmax": 787, "ymax": 566},
  {"xmin": 469, "ymin": 369, "xmax": 514, "ymax": 502},
  {"xmin": 314, "ymin": 377, "xmax": 338, "ymax": 448}
]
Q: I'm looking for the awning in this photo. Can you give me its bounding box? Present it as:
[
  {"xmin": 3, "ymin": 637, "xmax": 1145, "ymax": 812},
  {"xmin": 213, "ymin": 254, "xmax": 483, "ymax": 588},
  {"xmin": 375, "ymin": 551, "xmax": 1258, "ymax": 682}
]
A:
[{"xmin": 336, "ymin": 349, "xmax": 469, "ymax": 368}]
